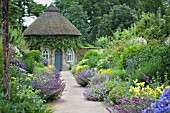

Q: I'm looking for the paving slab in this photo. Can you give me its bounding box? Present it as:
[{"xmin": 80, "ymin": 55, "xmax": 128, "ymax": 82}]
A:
[{"xmin": 48, "ymin": 71, "xmax": 109, "ymax": 113}]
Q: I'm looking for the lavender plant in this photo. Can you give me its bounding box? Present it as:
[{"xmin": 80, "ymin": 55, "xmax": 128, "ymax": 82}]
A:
[
  {"xmin": 75, "ymin": 68, "xmax": 97, "ymax": 87},
  {"xmin": 33, "ymin": 69, "xmax": 65, "ymax": 102},
  {"xmin": 107, "ymin": 96, "xmax": 153, "ymax": 113},
  {"xmin": 83, "ymin": 80, "xmax": 114, "ymax": 101},
  {"xmin": 142, "ymin": 88, "xmax": 170, "ymax": 113},
  {"xmin": 90, "ymin": 74, "xmax": 109, "ymax": 85}
]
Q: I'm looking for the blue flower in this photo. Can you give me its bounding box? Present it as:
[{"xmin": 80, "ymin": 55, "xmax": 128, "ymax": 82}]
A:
[{"xmin": 143, "ymin": 88, "xmax": 170, "ymax": 113}]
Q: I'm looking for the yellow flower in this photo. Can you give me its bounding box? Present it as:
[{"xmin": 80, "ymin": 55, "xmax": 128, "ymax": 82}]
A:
[
  {"xmin": 11, "ymin": 77, "xmax": 16, "ymax": 81},
  {"xmin": 136, "ymin": 83, "xmax": 141, "ymax": 86},
  {"xmin": 134, "ymin": 87, "xmax": 140, "ymax": 96},
  {"xmin": 129, "ymin": 89, "xmax": 133, "ymax": 92},
  {"xmin": 160, "ymin": 85, "xmax": 164, "ymax": 89},
  {"xmin": 156, "ymin": 87, "xmax": 162, "ymax": 94},
  {"xmin": 130, "ymin": 86, "xmax": 134, "ymax": 90},
  {"xmin": 146, "ymin": 85, "xmax": 151, "ymax": 91},
  {"xmin": 141, "ymin": 88, "xmax": 145, "ymax": 93},
  {"xmin": 133, "ymin": 79, "xmax": 138, "ymax": 84},
  {"xmin": 166, "ymin": 86, "xmax": 170, "ymax": 88},
  {"xmin": 140, "ymin": 82, "xmax": 145, "ymax": 87}
]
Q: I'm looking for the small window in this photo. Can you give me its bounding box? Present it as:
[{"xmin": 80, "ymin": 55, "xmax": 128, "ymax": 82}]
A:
[
  {"xmin": 42, "ymin": 49, "xmax": 48, "ymax": 61},
  {"xmin": 67, "ymin": 49, "xmax": 73, "ymax": 62}
]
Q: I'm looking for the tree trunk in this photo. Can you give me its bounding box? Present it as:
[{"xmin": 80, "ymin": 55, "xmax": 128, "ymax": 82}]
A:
[{"xmin": 2, "ymin": 0, "xmax": 10, "ymax": 100}]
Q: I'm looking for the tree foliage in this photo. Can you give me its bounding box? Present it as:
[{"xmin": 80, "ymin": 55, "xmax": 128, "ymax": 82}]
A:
[
  {"xmin": 64, "ymin": 2, "xmax": 90, "ymax": 44},
  {"xmin": 0, "ymin": 0, "xmax": 45, "ymax": 28},
  {"xmin": 9, "ymin": 27, "xmax": 29, "ymax": 49},
  {"xmin": 97, "ymin": 4, "xmax": 137, "ymax": 38}
]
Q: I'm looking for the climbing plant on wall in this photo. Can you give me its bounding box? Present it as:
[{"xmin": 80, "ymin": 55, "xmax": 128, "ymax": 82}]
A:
[{"xmin": 26, "ymin": 36, "xmax": 81, "ymax": 51}]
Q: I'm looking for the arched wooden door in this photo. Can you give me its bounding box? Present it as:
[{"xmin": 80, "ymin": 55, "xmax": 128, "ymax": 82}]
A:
[{"xmin": 55, "ymin": 49, "xmax": 62, "ymax": 71}]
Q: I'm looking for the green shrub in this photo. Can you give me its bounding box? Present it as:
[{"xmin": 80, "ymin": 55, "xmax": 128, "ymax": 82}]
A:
[
  {"xmin": 109, "ymin": 69, "xmax": 128, "ymax": 80},
  {"xmin": 107, "ymin": 82, "xmax": 130, "ymax": 104},
  {"xmin": 97, "ymin": 57, "xmax": 111, "ymax": 69},
  {"xmin": 35, "ymin": 62, "xmax": 44, "ymax": 68},
  {"xmin": 0, "ymin": 88, "xmax": 51, "ymax": 113},
  {"xmin": 87, "ymin": 56, "xmax": 100, "ymax": 68},
  {"xmin": 95, "ymin": 36, "xmax": 115, "ymax": 48},
  {"xmin": 130, "ymin": 57, "xmax": 163, "ymax": 84},
  {"xmin": 75, "ymin": 65, "xmax": 90, "ymax": 75},
  {"xmin": 78, "ymin": 59, "xmax": 89, "ymax": 65},
  {"xmin": 126, "ymin": 46, "xmax": 170, "ymax": 84},
  {"xmin": 25, "ymin": 57, "xmax": 35, "ymax": 73},
  {"xmin": 83, "ymin": 50, "xmax": 99, "ymax": 59},
  {"xmin": 23, "ymin": 50, "xmax": 41, "ymax": 62},
  {"xmin": 0, "ymin": 66, "xmax": 51, "ymax": 113},
  {"xmin": 116, "ymin": 44, "xmax": 146, "ymax": 69}
]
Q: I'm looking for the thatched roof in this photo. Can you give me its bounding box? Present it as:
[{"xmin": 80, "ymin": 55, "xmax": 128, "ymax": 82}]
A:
[{"xmin": 23, "ymin": 4, "xmax": 82, "ymax": 36}]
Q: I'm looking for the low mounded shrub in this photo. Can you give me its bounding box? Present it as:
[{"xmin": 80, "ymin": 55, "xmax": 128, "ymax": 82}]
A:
[
  {"xmin": 83, "ymin": 50, "xmax": 99, "ymax": 59},
  {"xmin": 75, "ymin": 68, "xmax": 96, "ymax": 87},
  {"xmin": 75, "ymin": 72, "xmax": 90, "ymax": 87},
  {"xmin": 33, "ymin": 69, "xmax": 65, "ymax": 101},
  {"xmin": 107, "ymin": 81, "xmax": 129, "ymax": 105},
  {"xmin": 90, "ymin": 74, "xmax": 109, "ymax": 85},
  {"xmin": 83, "ymin": 80, "xmax": 114, "ymax": 101},
  {"xmin": 107, "ymin": 96, "xmax": 153, "ymax": 113}
]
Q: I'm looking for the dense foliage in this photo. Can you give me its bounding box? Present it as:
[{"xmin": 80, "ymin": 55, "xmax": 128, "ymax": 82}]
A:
[{"xmin": 53, "ymin": 0, "xmax": 169, "ymax": 44}]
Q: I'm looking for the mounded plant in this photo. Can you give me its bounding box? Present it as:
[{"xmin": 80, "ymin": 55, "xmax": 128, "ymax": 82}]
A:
[
  {"xmin": 75, "ymin": 68, "xmax": 97, "ymax": 87},
  {"xmin": 90, "ymin": 74, "xmax": 109, "ymax": 85},
  {"xmin": 33, "ymin": 69, "xmax": 66, "ymax": 101},
  {"xmin": 83, "ymin": 80, "xmax": 114, "ymax": 101}
]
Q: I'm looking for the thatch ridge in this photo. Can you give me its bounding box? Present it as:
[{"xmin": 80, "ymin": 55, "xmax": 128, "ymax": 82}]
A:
[
  {"xmin": 23, "ymin": 4, "xmax": 82, "ymax": 36},
  {"xmin": 45, "ymin": 4, "xmax": 60, "ymax": 12}
]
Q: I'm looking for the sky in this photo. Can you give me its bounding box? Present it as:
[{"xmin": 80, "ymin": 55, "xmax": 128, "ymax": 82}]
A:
[{"xmin": 23, "ymin": 0, "xmax": 54, "ymax": 26}]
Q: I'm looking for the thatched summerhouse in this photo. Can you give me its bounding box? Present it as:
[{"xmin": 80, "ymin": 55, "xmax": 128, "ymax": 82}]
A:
[{"xmin": 23, "ymin": 4, "xmax": 81, "ymax": 71}]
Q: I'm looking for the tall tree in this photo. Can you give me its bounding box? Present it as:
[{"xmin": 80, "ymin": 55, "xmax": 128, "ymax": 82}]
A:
[
  {"xmin": 136, "ymin": 0, "xmax": 166, "ymax": 15},
  {"xmin": 64, "ymin": 2, "xmax": 90, "ymax": 44},
  {"xmin": 78, "ymin": 0, "xmax": 115, "ymax": 43},
  {"xmin": 97, "ymin": 4, "xmax": 137, "ymax": 38},
  {"xmin": 0, "ymin": 0, "xmax": 45, "ymax": 28},
  {"xmin": 2, "ymin": 0, "xmax": 10, "ymax": 100}
]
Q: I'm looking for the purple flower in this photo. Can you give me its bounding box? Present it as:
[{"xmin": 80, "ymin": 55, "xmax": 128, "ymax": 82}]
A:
[
  {"xmin": 143, "ymin": 88, "xmax": 170, "ymax": 113},
  {"xmin": 151, "ymin": 102, "xmax": 157, "ymax": 109},
  {"xmin": 33, "ymin": 70, "xmax": 65, "ymax": 101}
]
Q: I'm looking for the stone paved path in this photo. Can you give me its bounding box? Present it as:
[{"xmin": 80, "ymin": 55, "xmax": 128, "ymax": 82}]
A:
[{"xmin": 48, "ymin": 71, "xmax": 108, "ymax": 113}]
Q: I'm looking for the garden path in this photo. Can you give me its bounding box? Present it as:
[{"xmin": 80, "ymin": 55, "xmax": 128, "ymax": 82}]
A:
[{"xmin": 48, "ymin": 71, "xmax": 108, "ymax": 113}]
